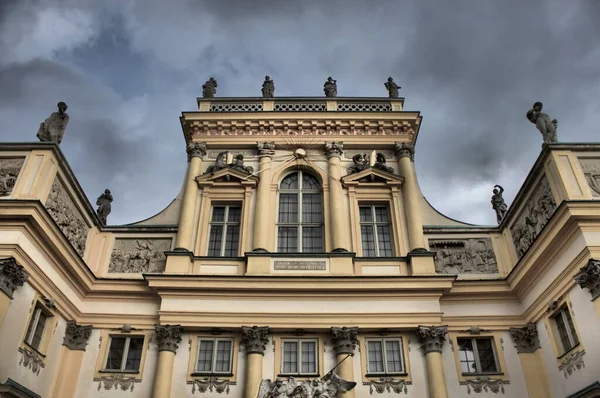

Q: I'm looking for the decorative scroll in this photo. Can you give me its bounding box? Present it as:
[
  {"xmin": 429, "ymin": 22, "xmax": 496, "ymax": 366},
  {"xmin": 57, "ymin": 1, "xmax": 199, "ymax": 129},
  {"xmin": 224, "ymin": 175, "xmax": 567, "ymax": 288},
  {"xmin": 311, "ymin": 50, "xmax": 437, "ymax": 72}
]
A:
[
  {"xmin": 510, "ymin": 176, "xmax": 556, "ymax": 258},
  {"xmin": 366, "ymin": 378, "xmax": 411, "ymax": 394},
  {"xmin": 96, "ymin": 374, "xmax": 138, "ymax": 391},
  {"xmin": 0, "ymin": 158, "xmax": 24, "ymax": 196},
  {"xmin": 559, "ymin": 350, "xmax": 585, "ymax": 378},
  {"xmin": 18, "ymin": 347, "xmax": 44, "ymax": 375},
  {"xmin": 45, "ymin": 178, "xmax": 89, "ymax": 257},
  {"xmin": 191, "ymin": 377, "xmax": 232, "ymax": 394},
  {"xmin": 429, "ymin": 239, "xmax": 498, "ymax": 274},
  {"xmin": 108, "ymin": 239, "xmax": 171, "ymax": 273},
  {"xmin": 579, "ymin": 158, "xmax": 600, "ymax": 196},
  {"xmin": 460, "ymin": 376, "xmax": 508, "ymax": 394}
]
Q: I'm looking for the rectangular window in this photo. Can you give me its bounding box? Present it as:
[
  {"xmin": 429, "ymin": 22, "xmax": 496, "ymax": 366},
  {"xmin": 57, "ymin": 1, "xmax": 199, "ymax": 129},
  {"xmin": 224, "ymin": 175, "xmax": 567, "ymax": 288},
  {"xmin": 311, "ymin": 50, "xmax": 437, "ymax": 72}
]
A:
[
  {"xmin": 24, "ymin": 304, "xmax": 50, "ymax": 351},
  {"xmin": 366, "ymin": 338, "xmax": 405, "ymax": 375},
  {"xmin": 195, "ymin": 338, "xmax": 233, "ymax": 374},
  {"xmin": 103, "ymin": 336, "xmax": 145, "ymax": 372},
  {"xmin": 359, "ymin": 205, "xmax": 394, "ymax": 256},
  {"xmin": 457, "ymin": 337, "xmax": 499, "ymax": 374},
  {"xmin": 207, "ymin": 205, "xmax": 241, "ymax": 257},
  {"xmin": 281, "ymin": 339, "xmax": 318, "ymax": 376},
  {"xmin": 552, "ymin": 306, "xmax": 579, "ymax": 354}
]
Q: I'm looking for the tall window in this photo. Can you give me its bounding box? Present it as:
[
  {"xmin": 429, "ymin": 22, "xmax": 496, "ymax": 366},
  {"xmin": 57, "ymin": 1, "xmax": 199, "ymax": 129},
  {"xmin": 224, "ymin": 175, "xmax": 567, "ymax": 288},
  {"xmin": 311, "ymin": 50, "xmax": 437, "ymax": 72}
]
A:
[
  {"xmin": 281, "ymin": 339, "xmax": 318, "ymax": 376},
  {"xmin": 103, "ymin": 336, "xmax": 145, "ymax": 372},
  {"xmin": 366, "ymin": 338, "xmax": 405, "ymax": 375},
  {"xmin": 195, "ymin": 338, "xmax": 233, "ymax": 374},
  {"xmin": 359, "ymin": 205, "xmax": 393, "ymax": 256},
  {"xmin": 278, "ymin": 171, "xmax": 323, "ymax": 253},
  {"xmin": 457, "ymin": 337, "xmax": 499, "ymax": 374},
  {"xmin": 552, "ymin": 306, "xmax": 579, "ymax": 354},
  {"xmin": 207, "ymin": 205, "xmax": 241, "ymax": 256},
  {"xmin": 24, "ymin": 304, "xmax": 50, "ymax": 351}
]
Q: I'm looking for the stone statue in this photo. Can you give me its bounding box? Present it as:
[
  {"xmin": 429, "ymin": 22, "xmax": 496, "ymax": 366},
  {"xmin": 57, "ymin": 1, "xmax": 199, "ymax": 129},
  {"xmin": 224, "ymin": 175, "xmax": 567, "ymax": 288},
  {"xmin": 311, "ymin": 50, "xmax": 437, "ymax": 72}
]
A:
[
  {"xmin": 205, "ymin": 152, "xmax": 228, "ymax": 174},
  {"xmin": 37, "ymin": 102, "xmax": 69, "ymax": 144},
  {"xmin": 373, "ymin": 152, "xmax": 394, "ymax": 173},
  {"xmin": 202, "ymin": 77, "xmax": 218, "ymax": 98},
  {"xmin": 526, "ymin": 102, "xmax": 557, "ymax": 143},
  {"xmin": 96, "ymin": 189, "xmax": 113, "ymax": 225},
  {"xmin": 323, "ymin": 77, "xmax": 337, "ymax": 98},
  {"xmin": 229, "ymin": 154, "xmax": 254, "ymax": 174},
  {"xmin": 262, "ymin": 76, "xmax": 275, "ymax": 98},
  {"xmin": 346, "ymin": 153, "xmax": 369, "ymax": 174},
  {"xmin": 491, "ymin": 185, "xmax": 508, "ymax": 224},
  {"xmin": 257, "ymin": 373, "xmax": 356, "ymax": 398},
  {"xmin": 384, "ymin": 77, "xmax": 401, "ymax": 98}
]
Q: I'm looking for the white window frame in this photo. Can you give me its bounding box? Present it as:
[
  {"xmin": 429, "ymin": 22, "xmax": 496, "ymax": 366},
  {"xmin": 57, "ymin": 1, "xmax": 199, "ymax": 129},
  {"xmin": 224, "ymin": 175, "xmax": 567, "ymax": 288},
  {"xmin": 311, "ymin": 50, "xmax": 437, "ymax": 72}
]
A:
[
  {"xmin": 103, "ymin": 335, "xmax": 145, "ymax": 372},
  {"xmin": 552, "ymin": 306, "xmax": 579, "ymax": 354},
  {"xmin": 457, "ymin": 337, "xmax": 500, "ymax": 375},
  {"xmin": 25, "ymin": 305, "xmax": 47, "ymax": 350},
  {"xmin": 280, "ymin": 338, "xmax": 319, "ymax": 376},
  {"xmin": 207, "ymin": 204, "xmax": 241, "ymax": 257},
  {"xmin": 195, "ymin": 338, "xmax": 234, "ymax": 374},
  {"xmin": 365, "ymin": 338, "xmax": 406, "ymax": 375},
  {"xmin": 359, "ymin": 204, "xmax": 394, "ymax": 257}
]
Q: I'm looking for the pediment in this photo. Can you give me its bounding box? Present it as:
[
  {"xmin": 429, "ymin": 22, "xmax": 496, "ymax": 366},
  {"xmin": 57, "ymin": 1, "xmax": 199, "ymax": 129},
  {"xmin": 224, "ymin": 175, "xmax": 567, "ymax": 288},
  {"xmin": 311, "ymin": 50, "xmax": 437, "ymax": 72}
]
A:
[
  {"xmin": 341, "ymin": 167, "xmax": 404, "ymax": 187},
  {"xmin": 195, "ymin": 167, "xmax": 259, "ymax": 187}
]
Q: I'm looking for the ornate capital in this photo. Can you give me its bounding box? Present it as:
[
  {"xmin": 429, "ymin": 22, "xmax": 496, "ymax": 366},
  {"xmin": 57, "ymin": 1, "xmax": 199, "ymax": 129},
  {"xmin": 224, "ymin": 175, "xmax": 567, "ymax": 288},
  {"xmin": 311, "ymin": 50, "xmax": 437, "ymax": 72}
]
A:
[
  {"xmin": 257, "ymin": 141, "xmax": 276, "ymax": 157},
  {"xmin": 330, "ymin": 326, "xmax": 358, "ymax": 355},
  {"xmin": 509, "ymin": 323, "xmax": 540, "ymax": 353},
  {"xmin": 0, "ymin": 257, "xmax": 28, "ymax": 299},
  {"xmin": 241, "ymin": 326, "xmax": 269, "ymax": 355},
  {"xmin": 155, "ymin": 324, "xmax": 182, "ymax": 353},
  {"xmin": 63, "ymin": 321, "xmax": 93, "ymax": 351},
  {"xmin": 186, "ymin": 142, "xmax": 207, "ymax": 161},
  {"xmin": 417, "ymin": 325, "xmax": 447, "ymax": 354},
  {"xmin": 394, "ymin": 142, "xmax": 415, "ymax": 161},
  {"xmin": 574, "ymin": 259, "xmax": 600, "ymax": 300},
  {"xmin": 325, "ymin": 141, "xmax": 344, "ymax": 159}
]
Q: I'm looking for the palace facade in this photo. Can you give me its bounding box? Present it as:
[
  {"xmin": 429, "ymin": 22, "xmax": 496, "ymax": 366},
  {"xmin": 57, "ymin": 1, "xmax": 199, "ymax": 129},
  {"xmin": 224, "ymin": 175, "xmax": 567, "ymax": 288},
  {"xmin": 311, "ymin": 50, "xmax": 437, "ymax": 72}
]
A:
[{"xmin": 0, "ymin": 95, "xmax": 600, "ymax": 398}]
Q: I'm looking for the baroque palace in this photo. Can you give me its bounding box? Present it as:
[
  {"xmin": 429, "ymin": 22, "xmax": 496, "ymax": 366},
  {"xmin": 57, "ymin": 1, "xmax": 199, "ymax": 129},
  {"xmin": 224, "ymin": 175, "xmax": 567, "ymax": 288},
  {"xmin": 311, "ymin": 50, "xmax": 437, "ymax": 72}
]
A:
[{"xmin": 1, "ymin": 79, "xmax": 600, "ymax": 398}]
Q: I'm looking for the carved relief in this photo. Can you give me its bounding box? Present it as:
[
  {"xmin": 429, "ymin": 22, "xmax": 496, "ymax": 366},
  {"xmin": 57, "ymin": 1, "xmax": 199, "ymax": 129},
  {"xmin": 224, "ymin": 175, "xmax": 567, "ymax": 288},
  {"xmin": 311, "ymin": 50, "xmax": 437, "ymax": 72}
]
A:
[
  {"xmin": 0, "ymin": 257, "xmax": 28, "ymax": 299},
  {"xmin": 190, "ymin": 377, "xmax": 232, "ymax": 394},
  {"xmin": 18, "ymin": 347, "xmax": 44, "ymax": 375},
  {"xmin": 574, "ymin": 258, "xmax": 600, "ymax": 300},
  {"xmin": 510, "ymin": 176, "xmax": 557, "ymax": 258},
  {"xmin": 367, "ymin": 378, "xmax": 411, "ymax": 394},
  {"xmin": 45, "ymin": 178, "xmax": 89, "ymax": 257},
  {"xmin": 96, "ymin": 374, "xmax": 138, "ymax": 391},
  {"xmin": 429, "ymin": 239, "xmax": 499, "ymax": 274},
  {"xmin": 241, "ymin": 326, "xmax": 269, "ymax": 354},
  {"xmin": 0, "ymin": 158, "xmax": 24, "ymax": 196},
  {"xmin": 579, "ymin": 158, "xmax": 600, "ymax": 197},
  {"xmin": 460, "ymin": 376, "xmax": 508, "ymax": 394},
  {"xmin": 108, "ymin": 239, "xmax": 171, "ymax": 273},
  {"xmin": 417, "ymin": 326, "xmax": 447, "ymax": 354},
  {"xmin": 330, "ymin": 326, "xmax": 358, "ymax": 355},
  {"xmin": 509, "ymin": 323, "xmax": 540, "ymax": 353},
  {"xmin": 257, "ymin": 374, "xmax": 356, "ymax": 398},
  {"xmin": 559, "ymin": 349, "xmax": 585, "ymax": 378},
  {"xmin": 63, "ymin": 321, "xmax": 93, "ymax": 351}
]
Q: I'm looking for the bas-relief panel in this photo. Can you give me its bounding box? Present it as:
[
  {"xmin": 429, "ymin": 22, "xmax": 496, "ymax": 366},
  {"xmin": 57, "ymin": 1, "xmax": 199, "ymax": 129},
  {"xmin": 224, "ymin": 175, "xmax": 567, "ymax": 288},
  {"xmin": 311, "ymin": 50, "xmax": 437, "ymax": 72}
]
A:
[
  {"xmin": 45, "ymin": 178, "xmax": 90, "ymax": 257},
  {"xmin": 108, "ymin": 239, "xmax": 172, "ymax": 273},
  {"xmin": 578, "ymin": 157, "xmax": 600, "ymax": 197},
  {"xmin": 0, "ymin": 157, "xmax": 25, "ymax": 196},
  {"xmin": 429, "ymin": 238, "xmax": 499, "ymax": 274},
  {"xmin": 509, "ymin": 176, "xmax": 557, "ymax": 259}
]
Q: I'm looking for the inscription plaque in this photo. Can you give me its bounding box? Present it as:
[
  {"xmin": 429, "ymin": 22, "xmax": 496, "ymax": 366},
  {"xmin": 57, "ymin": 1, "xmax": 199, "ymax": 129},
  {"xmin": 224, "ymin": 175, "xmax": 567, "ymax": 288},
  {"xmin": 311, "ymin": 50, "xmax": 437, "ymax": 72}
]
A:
[{"xmin": 273, "ymin": 261, "xmax": 327, "ymax": 271}]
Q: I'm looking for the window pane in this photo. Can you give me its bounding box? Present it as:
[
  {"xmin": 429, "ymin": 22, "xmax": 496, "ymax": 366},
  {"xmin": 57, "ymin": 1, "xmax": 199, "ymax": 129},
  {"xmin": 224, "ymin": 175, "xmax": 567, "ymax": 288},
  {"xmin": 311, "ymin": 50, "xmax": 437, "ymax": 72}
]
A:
[
  {"xmin": 281, "ymin": 173, "xmax": 298, "ymax": 189},
  {"xmin": 227, "ymin": 207, "xmax": 241, "ymax": 223},
  {"xmin": 125, "ymin": 337, "xmax": 144, "ymax": 371},
  {"xmin": 359, "ymin": 206, "xmax": 373, "ymax": 223},
  {"xmin": 301, "ymin": 341, "xmax": 317, "ymax": 374},
  {"xmin": 302, "ymin": 173, "xmax": 320, "ymax": 190},
  {"xmin": 207, "ymin": 225, "xmax": 223, "ymax": 256},
  {"xmin": 367, "ymin": 341, "xmax": 384, "ymax": 373},
  {"xmin": 302, "ymin": 227, "xmax": 323, "ymax": 253},
  {"xmin": 215, "ymin": 340, "xmax": 232, "ymax": 372},
  {"xmin": 197, "ymin": 340, "xmax": 214, "ymax": 372},
  {"xmin": 458, "ymin": 338, "xmax": 477, "ymax": 374},
  {"xmin": 278, "ymin": 227, "xmax": 298, "ymax": 253},
  {"xmin": 475, "ymin": 339, "xmax": 498, "ymax": 373},
  {"xmin": 211, "ymin": 207, "xmax": 225, "ymax": 222},
  {"xmin": 278, "ymin": 194, "xmax": 299, "ymax": 223},
  {"xmin": 25, "ymin": 309, "xmax": 39, "ymax": 346},
  {"xmin": 361, "ymin": 225, "xmax": 376, "ymax": 256},
  {"xmin": 554, "ymin": 312, "xmax": 572, "ymax": 352},
  {"xmin": 31, "ymin": 311, "xmax": 48, "ymax": 351},
  {"xmin": 283, "ymin": 341, "xmax": 298, "ymax": 374},
  {"xmin": 377, "ymin": 225, "xmax": 393, "ymax": 256},
  {"xmin": 375, "ymin": 207, "xmax": 390, "ymax": 223},
  {"xmin": 105, "ymin": 337, "xmax": 126, "ymax": 370},
  {"xmin": 385, "ymin": 340, "xmax": 403, "ymax": 373},
  {"xmin": 564, "ymin": 309, "xmax": 579, "ymax": 347},
  {"xmin": 302, "ymin": 194, "xmax": 322, "ymax": 223},
  {"xmin": 224, "ymin": 225, "xmax": 240, "ymax": 257}
]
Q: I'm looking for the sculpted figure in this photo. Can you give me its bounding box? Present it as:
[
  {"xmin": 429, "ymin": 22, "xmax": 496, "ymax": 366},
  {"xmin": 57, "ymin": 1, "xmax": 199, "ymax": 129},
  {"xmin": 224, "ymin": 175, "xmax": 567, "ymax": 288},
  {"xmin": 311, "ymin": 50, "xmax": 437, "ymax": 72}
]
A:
[
  {"xmin": 202, "ymin": 77, "xmax": 218, "ymax": 98},
  {"xmin": 491, "ymin": 185, "xmax": 508, "ymax": 224},
  {"xmin": 205, "ymin": 151, "xmax": 228, "ymax": 174},
  {"xmin": 96, "ymin": 189, "xmax": 113, "ymax": 225},
  {"xmin": 262, "ymin": 76, "xmax": 275, "ymax": 97},
  {"xmin": 323, "ymin": 77, "xmax": 337, "ymax": 98},
  {"xmin": 37, "ymin": 102, "xmax": 69, "ymax": 144},
  {"xmin": 346, "ymin": 153, "xmax": 369, "ymax": 174},
  {"xmin": 526, "ymin": 102, "xmax": 557, "ymax": 143},
  {"xmin": 373, "ymin": 152, "xmax": 394, "ymax": 173},
  {"xmin": 257, "ymin": 373, "xmax": 355, "ymax": 398},
  {"xmin": 384, "ymin": 77, "xmax": 401, "ymax": 98},
  {"xmin": 229, "ymin": 154, "xmax": 254, "ymax": 174}
]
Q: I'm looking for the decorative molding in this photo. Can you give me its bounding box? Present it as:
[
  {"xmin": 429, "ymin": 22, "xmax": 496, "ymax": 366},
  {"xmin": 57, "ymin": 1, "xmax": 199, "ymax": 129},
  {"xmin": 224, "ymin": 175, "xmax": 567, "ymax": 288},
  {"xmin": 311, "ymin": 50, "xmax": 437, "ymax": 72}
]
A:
[
  {"xmin": 457, "ymin": 326, "xmax": 490, "ymax": 335},
  {"xmin": 0, "ymin": 158, "xmax": 24, "ymax": 196},
  {"xmin": 190, "ymin": 377, "xmax": 232, "ymax": 394},
  {"xmin": 574, "ymin": 259, "xmax": 600, "ymax": 301},
  {"xmin": 394, "ymin": 142, "xmax": 414, "ymax": 161},
  {"xmin": 241, "ymin": 326, "xmax": 269, "ymax": 355},
  {"xmin": 108, "ymin": 239, "xmax": 171, "ymax": 273},
  {"xmin": 62, "ymin": 321, "xmax": 92, "ymax": 351},
  {"xmin": 366, "ymin": 378, "xmax": 411, "ymax": 394},
  {"xmin": 338, "ymin": 102, "xmax": 392, "ymax": 112},
  {"xmin": 578, "ymin": 158, "xmax": 600, "ymax": 196},
  {"xmin": 0, "ymin": 257, "xmax": 28, "ymax": 299},
  {"xmin": 187, "ymin": 142, "xmax": 208, "ymax": 161},
  {"xmin": 559, "ymin": 350, "xmax": 585, "ymax": 379},
  {"xmin": 509, "ymin": 323, "xmax": 540, "ymax": 353},
  {"xmin": 96, "ymin": 374, "xmax": 138, "ymax": 391},
  {"xmin": 18, "ymin": 347, "xmax": 44, "ymax": 375},
  {"xmin": 460, "ymin": 376, "xmax": 508, "ymax": 394},
  {"xmin": 417, "ymin": 325, "xmax": 447, "ymax": 354},
  {"xmin": 429, "ymin": 239, "xmax": 499, "ymax": 274},
  {"xmin": 325, "ymin": 141, "xmax": 344, "ymax": 159},
  {"xmin": 330, "ymin": 326, "xmax": 358, "ymax": 355},
  {"xmin": 256, "ymin": 141, "xmax": 276, "ymax": 157},
  {"xmin": 155, "ymin": 324, "xmax": 182, "ymax": 353},
  {"xmin": 257, "ymin": 375, "xmax": 356, "ymax": 397}
]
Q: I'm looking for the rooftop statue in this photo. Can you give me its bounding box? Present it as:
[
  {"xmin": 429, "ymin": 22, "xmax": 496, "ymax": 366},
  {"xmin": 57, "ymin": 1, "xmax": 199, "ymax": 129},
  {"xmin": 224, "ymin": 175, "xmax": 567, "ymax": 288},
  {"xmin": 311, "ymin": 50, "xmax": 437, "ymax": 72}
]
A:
[
  {"xmin": 37, "ymin": 102, "xmax": 69, "ymax": 144},
  {"xmin": 526, "ymin": 102, "xmax": 557, "ymax": 143},
  {"xmin": 96, "ymin": 189, "xmax": 113, "ymax": 225},
  {"xmin": 257, "ymin": 373, "xmax": 356, "ymax": 398},
  {"xmin": 491, "ymin": 185, "xmax": 508, "ymax": 224},
  {"xmin": 262, "ymin": 76, "xmax": 275, "ymax": 98},
  {"xmin": 372, "ymin": 152, "xmax": 394, "ymax": 173},
  {"xmin": 346, "ymin": 153, "xmax": 370, "ymax": 175},
  {"xmin": 202, "ymin": 77, "xmax": 218, "ymax": 98},
  {"xmin": 323, "ymin": 77, "xmax": 337, "ymax": 98},
  {"xmin": 384, "ymin": 77, "xmax": 401, "ymax": 98}
]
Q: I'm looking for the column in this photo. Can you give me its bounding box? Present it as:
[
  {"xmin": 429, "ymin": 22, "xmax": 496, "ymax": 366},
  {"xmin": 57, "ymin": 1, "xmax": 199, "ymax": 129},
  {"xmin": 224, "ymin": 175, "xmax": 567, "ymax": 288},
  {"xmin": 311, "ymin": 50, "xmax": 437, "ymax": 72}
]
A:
[
  {"xmin": 50, "ymin": 322, "xmax": 93, "ymax": 398},
  {"xmin": 151, "ymin": 325, "xmax": 182, "ymax": 398},
  {"xmin": 417, "ymin": 326, "xmax": 449, "ymax": 398},
  {"xmin": 509, "ymin": 323, "xmax": 552, "ymax": 398},
  {"xmin": 574, "ymin": 258, "xmax": 600, "ymax": 316},
  {"xmin": 330, "ymin": 327, "xmax": 358, "ymax": 398},
  {"xmin": 0, "ymin": 257, "xmax": 28, "ymax": 328},
  {"xmin": 241, "ymin": 326, "xmax": 269, "ymax": 398},
  {"xmin": 174, "ymin": 143, "xmax": 207, "ymax": 251},
  {"xmin": 325, "ymin": 142, "xmax": 349, "ymax": 252},
  {"xmin": 252, "ymin": 142, "xmax": 275, "ymax": 252}
]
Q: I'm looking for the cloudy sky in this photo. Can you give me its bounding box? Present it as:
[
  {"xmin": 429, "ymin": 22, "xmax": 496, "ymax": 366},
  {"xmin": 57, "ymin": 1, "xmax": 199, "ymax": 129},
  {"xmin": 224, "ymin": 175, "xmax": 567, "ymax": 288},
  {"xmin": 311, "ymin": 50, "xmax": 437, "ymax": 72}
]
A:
[{"xmin": 1, "ymin": 0, "xmax": 599, "ymax": 226}]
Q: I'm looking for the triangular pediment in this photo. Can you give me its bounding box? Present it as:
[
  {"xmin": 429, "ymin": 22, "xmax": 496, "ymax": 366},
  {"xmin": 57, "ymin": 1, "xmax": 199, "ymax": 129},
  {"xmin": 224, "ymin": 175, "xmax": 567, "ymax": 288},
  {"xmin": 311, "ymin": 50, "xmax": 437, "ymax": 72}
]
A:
[
  {"xmin": 341, "ymin": 167, "xmax": 404, "ymax": 187},
  {"xmin": 195, "ymin": 167, "xmax": 259, "ymax": 187}
]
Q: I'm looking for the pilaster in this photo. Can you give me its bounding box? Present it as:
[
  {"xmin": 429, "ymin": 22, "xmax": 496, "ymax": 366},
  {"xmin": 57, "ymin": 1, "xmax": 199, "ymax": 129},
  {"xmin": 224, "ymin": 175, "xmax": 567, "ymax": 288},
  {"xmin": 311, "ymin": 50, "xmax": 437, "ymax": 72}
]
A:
[
  {"xmin": 325, "ymin": 142, "xmax": 350, "ymax": 252},
  {"xmin": 417, "ymin": 326, "xmax": 448, "ymax": 398},
  {"xmin": 0, "ymin": 258, "xmax": 28, "ymax": 328},
  {"xmin": 242, "ymin": 326, "xmax": 269, "ymax": 398},
  {"xmin": 252, "ymin": 142, "xmax": 275, "ymax": 252},
  {"xmin": 152, "ymin": 325, "xmax": 182, "ymax": 398},
  {"xmin": 50, "ymin": 321, "xmax": 92, "ymax": 398},
  {"xmin": 574, "ymin": 259, "xmax": 600, "ymax": 301},
  {"xmin": 331, "ymin": 327, "xmax": 358, "ymax": 398},
  {"xmin": 509, "ymin": 323, "xmax": 552, "ymax": 398}
]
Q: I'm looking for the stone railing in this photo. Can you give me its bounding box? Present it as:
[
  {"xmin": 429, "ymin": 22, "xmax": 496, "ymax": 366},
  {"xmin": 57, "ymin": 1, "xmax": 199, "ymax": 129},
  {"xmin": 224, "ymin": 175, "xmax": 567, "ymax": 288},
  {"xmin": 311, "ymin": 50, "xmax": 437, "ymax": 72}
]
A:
[{"xmin": 197, "ymin": 97, "xmax": 403, "ymax": 112}]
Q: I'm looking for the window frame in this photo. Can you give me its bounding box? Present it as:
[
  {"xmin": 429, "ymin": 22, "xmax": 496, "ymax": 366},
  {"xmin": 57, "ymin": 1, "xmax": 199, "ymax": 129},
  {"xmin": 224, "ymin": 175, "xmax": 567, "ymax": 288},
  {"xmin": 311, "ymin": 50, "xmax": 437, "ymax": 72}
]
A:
[
  {"xmin": 24, "ymin": 304, "xmax": 50, "ymax": 352},
  {"xmin": 194, "ymin": 337, "xmax": 235, "ymax": 375},
  {"xmin": 359, "ymin": 205, "xmax": 394, "ymax": 257},
  {"xmin": 279, "ymin": 338, "xmax": 319, "ymax": 377},
  {"xmin": 365, "ymin": 337, "xmax": 406, "ymax": 376},
  {"xmin": 448, "ymin": 331, "xmax": 507, "ymax": 383},
  {"xmin": 20, "ymin": 297, "xmax": 57, "ymax": 358},
  {"xmin": 206, "ymin": 204, "xmax": 242, "ymax": 257},
  {"xmin": 102, "ymin": 335, "xmax": 145, "ymax": 373},
  {"xmin": 456, "ymin": 337, "xmax": 501, "ymax": 375},
  {"xmin": 94, "ymin": 330, "xmax": 152, "ymax": 380},
  {"xmin": 550, "ymin": 304, "xmax": 580, "ymax": 356}
]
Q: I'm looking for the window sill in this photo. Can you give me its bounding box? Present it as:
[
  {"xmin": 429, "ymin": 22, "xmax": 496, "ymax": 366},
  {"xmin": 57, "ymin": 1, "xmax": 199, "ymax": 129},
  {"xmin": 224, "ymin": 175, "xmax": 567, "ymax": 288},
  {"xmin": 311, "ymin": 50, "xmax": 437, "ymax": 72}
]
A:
[
  {"xmin": 461, "ymin": 372, "xmax": 505, "ymax": 378},
  {"xmin": 99, "ymin": 370, "xmax": 140, "ymax": 374},
  {"xmin": 278, "ymin": 374, "xmax": 320, "ymax": 378},
  {"xmin": 557, "ymin": 343, "xmax": 582, "ymax": 360},
  {"xmin": 22, "ymin": 343, "xmax": 46, "ymax": 358},
  {"xmin": 191, "ymin": 372, "xmax": 234, "ymax": 378},
  {"xmin": 365, "ymin": 373, "xmax": 408, "ymax": 378}
]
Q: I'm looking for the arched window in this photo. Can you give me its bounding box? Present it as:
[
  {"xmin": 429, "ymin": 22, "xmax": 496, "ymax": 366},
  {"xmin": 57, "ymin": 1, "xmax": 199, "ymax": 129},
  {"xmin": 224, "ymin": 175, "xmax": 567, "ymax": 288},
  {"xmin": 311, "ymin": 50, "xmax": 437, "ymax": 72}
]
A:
[{"xmin": 277, "ymin": 171, "xmax": 323, "ymax": 253}]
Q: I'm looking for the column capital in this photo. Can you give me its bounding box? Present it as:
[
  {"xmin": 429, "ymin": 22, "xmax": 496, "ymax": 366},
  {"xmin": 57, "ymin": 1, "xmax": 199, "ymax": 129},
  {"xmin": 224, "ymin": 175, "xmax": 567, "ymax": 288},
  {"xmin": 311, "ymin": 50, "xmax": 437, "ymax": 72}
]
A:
[
  {"xmin": 186, "ymin": 142, "xmax": 207, "ymax": 162},
  {"xmin": 155, "ymin": 324, "xmax": 182, "ymax": 353},
  {"xmin": 417, "ymin": 325, "xmax": 447, "ymax": 354},
  {"xmin": 574, "ymin": 258, "xmax": 600, "ymax": 301},
  {"xmin": 509, "ymin": 323, "xmax": 540, "ymax": 353},
  {"xmin": 241, "ymin": 326, "xmax": 270, "ymax": 355},
  {"xmin": 63, "ymin": 321, "xmax": 93, "ymax": 351},
  {"xmin": 394, "ymin": 142, "xmax": 415, "ymax": 161},
  {"xmin": 325, "ymin": 141, "xmax": 344, "ymax": 159},
  {"xmin": 331, "ymin": 326, "xmax": 358, "ymax": 355},
  {"xmin": 257, "ymin": 141, "xmax": 276, "ymax": 157},
  {"xmin": 0, "ymin": 257, "xmax": 28, "ymax": 299}
]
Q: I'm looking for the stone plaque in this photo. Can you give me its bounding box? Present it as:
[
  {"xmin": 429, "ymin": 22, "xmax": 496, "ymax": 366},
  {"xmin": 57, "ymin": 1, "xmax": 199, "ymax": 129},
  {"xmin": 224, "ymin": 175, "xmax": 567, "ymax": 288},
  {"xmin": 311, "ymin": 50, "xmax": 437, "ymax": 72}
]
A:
[
  {"xmin": 108, "ymin": 238, "xmax": 172, "ymax": 273},
  {"xmin": 0, "ymin": 158, "xmax": 25, "ymax": 196},
  {"xmin": 273, "ymin": 261, "xmax": 327, "ymax": 271}
]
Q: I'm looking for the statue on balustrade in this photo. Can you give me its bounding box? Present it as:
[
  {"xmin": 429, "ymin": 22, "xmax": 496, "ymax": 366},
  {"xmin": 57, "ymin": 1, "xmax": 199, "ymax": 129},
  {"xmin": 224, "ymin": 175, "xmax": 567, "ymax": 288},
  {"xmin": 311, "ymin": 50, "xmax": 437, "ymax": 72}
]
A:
[
  {"xmin": 96, "ymin": 189, "xmax": 113, "ymax": 225},
  {"xmin": 257, "ymin": 373, "xmax": 356, "ymax": 398},
  {"xmin": 384, "ymin": 77, "xmax": 401, "ymax": 98},
  {"xmin": 491, "ymin": 185, "xmax": 508, "ymax": 224},
  {"xmin": 202, "ymin": 77, "xmax": 218, "ymax": 98},
  {"xmin": 323, "ymin": 77, "xmax": 337, "ymax": 98},
  {"xmin": 373, "ymin": 152, "xmax": 394, "ymax": 173},
  {"xmin": 526, "ymin": 101, "xmax": 557, "ymax": 143},
  {"xmin": 262, "ymin": 76, "xmax": 275, "ymax": 97},
  {"xmin": 37, "ymin": 102, "xmax": 69, "ymax": 144},
  {"xmin": 346, "ymin": 153, "xmax": 370, "ymax": 175}
]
